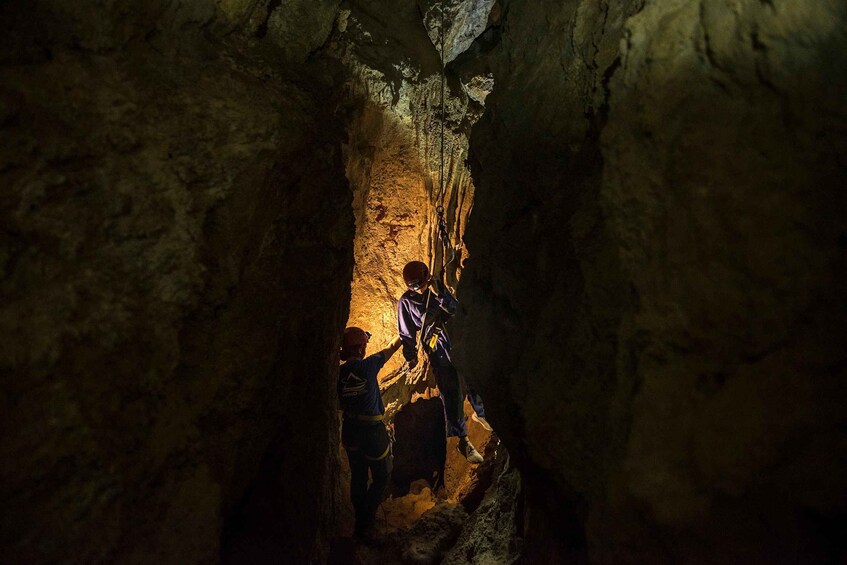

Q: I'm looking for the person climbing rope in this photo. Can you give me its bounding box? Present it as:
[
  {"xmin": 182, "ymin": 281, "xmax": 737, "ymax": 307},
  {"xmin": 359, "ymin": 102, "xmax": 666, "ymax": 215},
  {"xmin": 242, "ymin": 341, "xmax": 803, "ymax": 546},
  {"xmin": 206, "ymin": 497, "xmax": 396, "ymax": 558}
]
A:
[
  {"xmin": 397, "ymin": 260, "xmax": 492, "ymax": 465},
  {"xmin": 338, "ymin": 327, "xmax": 403, "ymax": 544}
]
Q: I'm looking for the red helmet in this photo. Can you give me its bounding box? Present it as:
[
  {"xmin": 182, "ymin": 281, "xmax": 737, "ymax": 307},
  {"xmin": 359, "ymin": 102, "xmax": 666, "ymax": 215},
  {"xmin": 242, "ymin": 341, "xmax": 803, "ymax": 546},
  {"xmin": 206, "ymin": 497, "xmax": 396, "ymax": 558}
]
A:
[
  {"xmin": 341, "ymin": 327, "xmax": 371, "ymax": 360},
  {"xmin": 403, "ymin": 261, "xmax": 430, "ymax": 291}
]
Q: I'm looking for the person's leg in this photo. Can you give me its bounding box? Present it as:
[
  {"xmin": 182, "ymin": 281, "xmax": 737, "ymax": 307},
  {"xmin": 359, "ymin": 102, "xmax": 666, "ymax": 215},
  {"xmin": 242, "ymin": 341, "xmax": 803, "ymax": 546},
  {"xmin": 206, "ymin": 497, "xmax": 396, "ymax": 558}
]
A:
[
  {"xmin": 466, "ymin": 388, "xmax": 486, "ymax": 418},
  {"xmin": 359, "ymin": 423, "xmax": 393, "ymax": 535},
  {"xmin": 363, "ymin": 452, "xmax": 392, "ymax": 530},
  {"xmin": 343, "ymin": 422, "xmax": 369, "ymax": 534},
  {"xmin": 348, "ymin": 451, "xmax": 369, "ymax": 532},
  {"xmin": 431, "ymin": 356, "xmax": 467, "ymax": 438},
  {"xmin": 466, "ymin": 388, "xmax": 494, "ymax": 431},
  {"xmin": 430, "ymin": 348, "xmax": 483, "ymax": 463}
]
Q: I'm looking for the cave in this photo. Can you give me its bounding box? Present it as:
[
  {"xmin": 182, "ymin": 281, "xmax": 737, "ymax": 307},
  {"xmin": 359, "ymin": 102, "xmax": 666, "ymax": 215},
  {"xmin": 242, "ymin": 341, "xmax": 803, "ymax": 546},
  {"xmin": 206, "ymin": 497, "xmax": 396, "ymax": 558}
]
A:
[{"xmin": 1, "ymin": 1, "xmax": 846, "ymax": 564}]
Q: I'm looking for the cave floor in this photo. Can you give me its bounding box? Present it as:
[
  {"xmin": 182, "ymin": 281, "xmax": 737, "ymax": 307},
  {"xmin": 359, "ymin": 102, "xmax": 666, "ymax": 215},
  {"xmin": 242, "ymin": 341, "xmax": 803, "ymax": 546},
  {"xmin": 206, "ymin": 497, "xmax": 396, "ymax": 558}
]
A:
[{"xmin": 330, "ymin": 400, "xmax": 502, "ymax": 565}]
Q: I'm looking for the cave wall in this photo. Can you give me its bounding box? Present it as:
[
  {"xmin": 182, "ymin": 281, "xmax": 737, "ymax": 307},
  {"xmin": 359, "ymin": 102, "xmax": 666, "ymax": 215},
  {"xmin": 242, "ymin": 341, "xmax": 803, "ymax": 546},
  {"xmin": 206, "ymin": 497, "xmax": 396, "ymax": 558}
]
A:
[
  {"xmin": 332, "ymin": 1, "xmax": 482, "ymax": 373},
  {"xmin": 0, "ymin": 2, "xmax": 353, "ymax": 563},
  {"xmin": 455, "ymin": 0, "xmax": 847, "ymax": 563},
  {"xmin": 343, "ymin": 102, "xmax": 432, "ymax": 372}
]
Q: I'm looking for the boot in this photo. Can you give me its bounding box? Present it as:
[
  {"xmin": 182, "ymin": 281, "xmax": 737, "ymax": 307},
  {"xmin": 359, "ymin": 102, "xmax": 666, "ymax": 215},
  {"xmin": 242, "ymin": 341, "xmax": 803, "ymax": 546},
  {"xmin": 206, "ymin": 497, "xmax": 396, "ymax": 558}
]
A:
[{"xmin": 457, "ymin": 436, "xmax": 484, "ymax": 464}]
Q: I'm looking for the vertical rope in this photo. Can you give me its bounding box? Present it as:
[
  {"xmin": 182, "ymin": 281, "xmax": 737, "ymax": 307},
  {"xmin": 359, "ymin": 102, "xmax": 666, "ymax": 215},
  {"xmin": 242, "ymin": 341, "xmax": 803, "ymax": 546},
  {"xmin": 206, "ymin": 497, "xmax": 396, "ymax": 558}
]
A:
[
  {"xmin": 439, "ymin": 2, "xmax": 446, "ymax": 206},
  {"xmin": 436, "ymin": 2, "xmax": 449, "ymax": 281}
]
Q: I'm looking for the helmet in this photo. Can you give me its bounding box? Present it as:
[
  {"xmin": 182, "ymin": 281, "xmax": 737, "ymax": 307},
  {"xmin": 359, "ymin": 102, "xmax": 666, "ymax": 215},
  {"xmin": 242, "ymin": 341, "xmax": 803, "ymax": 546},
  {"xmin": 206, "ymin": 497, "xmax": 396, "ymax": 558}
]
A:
[
  {"xmin": 403, "ymin": 261, "xmax": 430, "ymax": 291},
  {"xmin": 341, "ymin": 327, "xmax": 371, "ymax": 360}
]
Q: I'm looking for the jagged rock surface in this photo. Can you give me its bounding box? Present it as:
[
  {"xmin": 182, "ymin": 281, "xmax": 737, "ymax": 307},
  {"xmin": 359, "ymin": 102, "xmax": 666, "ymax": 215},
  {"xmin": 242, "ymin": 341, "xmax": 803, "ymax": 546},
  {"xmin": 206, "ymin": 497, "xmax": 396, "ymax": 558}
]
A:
[
  {"xmin": 1, "ymin": 2, "xmax": 353, "ymax": 563},
  {"xmin": 454, "ymin": 0, "xmax": 847, "ymax": 563},
  {"xmin": 400, "ymin": 502, "xmax": 468, "ymax": 564},
  {"xmin": 442, "ymin": 454, "xmax": 522, "ymax": 565},
  {"xmin": 419, "ymin": 0, "xmax": 499, "ymax": 63}
]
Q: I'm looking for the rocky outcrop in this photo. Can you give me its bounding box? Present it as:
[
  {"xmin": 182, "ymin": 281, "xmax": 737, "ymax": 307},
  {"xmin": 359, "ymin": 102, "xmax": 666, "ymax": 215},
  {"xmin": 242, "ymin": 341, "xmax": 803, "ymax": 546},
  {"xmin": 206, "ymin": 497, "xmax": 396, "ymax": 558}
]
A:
[
  {"xmin": 455, "ymin": 0, "xmax": 847, "ymax": 563},
  {"xmin": 1, "ymin": 2, "xmax": 352, "ymax": 563},
  {"xmin": 419, "ymin": 0, "xmax": 499, "ymax": 63},
  {"xmin": 442, "ymin": 454, "xmax": 522, "ymax": 565}
]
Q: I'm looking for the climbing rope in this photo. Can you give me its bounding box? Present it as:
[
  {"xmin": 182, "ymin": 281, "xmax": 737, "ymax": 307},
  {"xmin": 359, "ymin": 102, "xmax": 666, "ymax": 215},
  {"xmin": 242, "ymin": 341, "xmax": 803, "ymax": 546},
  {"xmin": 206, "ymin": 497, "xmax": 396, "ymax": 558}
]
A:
[
  {"xmin": 412, "ymin": 4, "xmax": 450, "ymax": 375},
  {"xmin": 434, "ymin": 1, "xmax": 457, "ymax": 289},
  {"xmin": 438, "ymin": 0, "xmax": 446, "ymax": 211}
]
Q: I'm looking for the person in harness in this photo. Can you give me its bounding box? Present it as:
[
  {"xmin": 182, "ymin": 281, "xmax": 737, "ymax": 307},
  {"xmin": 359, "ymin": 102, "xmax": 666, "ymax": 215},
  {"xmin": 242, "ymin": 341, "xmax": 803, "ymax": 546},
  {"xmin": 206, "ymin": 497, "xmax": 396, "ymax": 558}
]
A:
[
  {"xmin": 397, "ymin": 260, "xmax": 492, "ymax": 465},
  {"xmin": 338, "ymin": 327, "xmax": 402, "ymax": 543}
]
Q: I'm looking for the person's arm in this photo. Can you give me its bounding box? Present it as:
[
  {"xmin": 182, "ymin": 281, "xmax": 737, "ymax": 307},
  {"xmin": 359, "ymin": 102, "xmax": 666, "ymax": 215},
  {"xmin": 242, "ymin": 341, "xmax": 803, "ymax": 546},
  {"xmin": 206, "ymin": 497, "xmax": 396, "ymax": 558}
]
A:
[
  {"xmin": 430, "ymin": 278, "xmax": 458, "ymax": 316},
  {"xmin": 397, "ymin": 298, "xmax": 419, "ymax": 363},
  {"xmin": 377, "ymin": 336, "xmax": 403, "ymax": 363}
]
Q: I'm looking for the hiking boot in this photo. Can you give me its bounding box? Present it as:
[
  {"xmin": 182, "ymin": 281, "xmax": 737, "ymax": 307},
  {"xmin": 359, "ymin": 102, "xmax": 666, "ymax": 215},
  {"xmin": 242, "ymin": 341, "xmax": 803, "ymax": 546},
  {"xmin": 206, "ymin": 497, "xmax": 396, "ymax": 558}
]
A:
[
  {"xmin": 457, "ymin": 437, "xmax": 484, "ymax": 464},
  {"xmin": 471, "ymin": 413, "xmax": 493, "ymax": 432}
]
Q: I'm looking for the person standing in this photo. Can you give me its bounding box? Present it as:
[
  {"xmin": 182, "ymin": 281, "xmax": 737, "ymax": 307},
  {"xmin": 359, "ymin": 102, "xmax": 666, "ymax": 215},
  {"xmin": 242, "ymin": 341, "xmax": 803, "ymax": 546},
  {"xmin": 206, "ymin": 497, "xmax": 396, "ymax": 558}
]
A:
[
  {"xmin": 397, "ymin": 261, "xmax": 491, "ymax": 465},
  {"xmin": 338, "ymin": 327, "xmax": 402, "ymax": 543}
]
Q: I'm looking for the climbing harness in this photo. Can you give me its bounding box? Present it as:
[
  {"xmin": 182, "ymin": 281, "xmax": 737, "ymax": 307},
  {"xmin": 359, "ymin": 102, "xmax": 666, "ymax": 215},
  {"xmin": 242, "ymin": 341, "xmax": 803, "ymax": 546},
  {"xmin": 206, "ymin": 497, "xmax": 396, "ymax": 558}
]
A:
[{"xmin": 344, "ymin": 412, "xmax": 385, "ymax": 423}]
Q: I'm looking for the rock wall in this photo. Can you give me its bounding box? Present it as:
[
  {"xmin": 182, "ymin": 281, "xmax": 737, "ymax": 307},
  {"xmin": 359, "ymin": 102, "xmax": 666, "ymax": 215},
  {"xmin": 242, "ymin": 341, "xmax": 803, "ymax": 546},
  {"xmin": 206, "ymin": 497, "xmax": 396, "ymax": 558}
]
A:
[
  {"xmin": 331, "ymin": 0, "xmax": 483, "ymax": 370},
  {"xmin": 455, "ymin": 0, "xmax": 847, "ymax": 563},
  {"xmin": 0, "ymin": 2, "xmax": 353, "ymax": 563}
]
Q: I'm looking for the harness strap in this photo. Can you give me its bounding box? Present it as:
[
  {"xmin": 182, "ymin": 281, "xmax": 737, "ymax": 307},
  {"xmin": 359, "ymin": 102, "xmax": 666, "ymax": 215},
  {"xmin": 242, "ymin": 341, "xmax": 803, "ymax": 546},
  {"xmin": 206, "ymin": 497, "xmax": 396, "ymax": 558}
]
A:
[
  {"xmin": 365, "ymin": 444, "xmax": 391, "ymax": 462},
  {"xmin": 344, "ymin": 412, "xmax": 384, "ymax": 422}
]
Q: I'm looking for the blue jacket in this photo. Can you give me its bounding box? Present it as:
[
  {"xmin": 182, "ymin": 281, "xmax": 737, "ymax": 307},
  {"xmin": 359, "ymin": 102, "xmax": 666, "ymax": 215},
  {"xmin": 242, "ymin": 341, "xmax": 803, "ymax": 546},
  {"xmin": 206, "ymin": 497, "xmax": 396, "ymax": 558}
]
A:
[
  {"xmin": 397, "ymin": 286, "xmax": 457, "ymax": 362},
  {"xmin": 338, "ymin": 352, "xmax": 387, "ymax": 416}
]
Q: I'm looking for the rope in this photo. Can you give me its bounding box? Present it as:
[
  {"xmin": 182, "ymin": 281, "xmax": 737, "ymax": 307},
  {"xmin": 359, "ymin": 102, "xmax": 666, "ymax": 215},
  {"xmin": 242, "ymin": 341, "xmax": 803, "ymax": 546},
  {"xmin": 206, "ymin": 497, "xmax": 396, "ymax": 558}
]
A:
[
  {"xmin": 439, "ymin": 2, "xmax": 446, "ymax": 207},
  {"xmin": 435, "ymin": 3, "xmax": 456, "ymax": 288},
  {"xmin": 414, "ymin": 7, "xmax": 448, "ymax": 366},
  {"xmin": 412, "ymin": 3, "xmax": 450, "ymax": 371}
]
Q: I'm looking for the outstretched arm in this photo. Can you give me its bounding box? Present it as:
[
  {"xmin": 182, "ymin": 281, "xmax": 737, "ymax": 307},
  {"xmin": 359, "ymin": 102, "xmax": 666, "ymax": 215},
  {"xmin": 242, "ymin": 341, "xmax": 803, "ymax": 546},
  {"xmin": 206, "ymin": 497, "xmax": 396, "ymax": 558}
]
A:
[{"xmin": 377, "ymin": 336, "xmax": 403, "ymax": 363}]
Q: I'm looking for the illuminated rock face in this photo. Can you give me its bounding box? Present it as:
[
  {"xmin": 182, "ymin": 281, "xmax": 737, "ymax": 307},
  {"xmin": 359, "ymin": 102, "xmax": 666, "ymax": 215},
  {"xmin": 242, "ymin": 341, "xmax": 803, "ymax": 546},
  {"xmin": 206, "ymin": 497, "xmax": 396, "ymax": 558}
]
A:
[
  {"xmin": 333, "ymin": 0, "xmax": 483, "ymax": 370},
  {"xmin": 454, "ymin": 0, "xmax": 847, "ymax": 563},
  {"xmin": 343, "ymin": 104, "xmax": 432, "ymax": 374}
]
